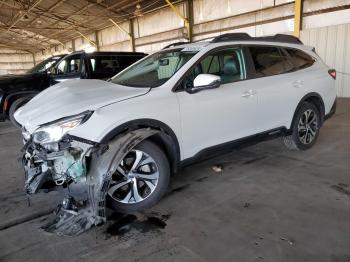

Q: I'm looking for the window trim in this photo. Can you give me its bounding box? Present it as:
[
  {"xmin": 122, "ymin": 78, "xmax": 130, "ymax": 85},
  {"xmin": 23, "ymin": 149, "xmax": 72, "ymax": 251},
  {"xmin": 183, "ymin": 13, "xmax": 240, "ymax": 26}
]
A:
[
  {"xmin": 246, "ymin": 45, "xmax": 296, "ymax": 79},
  {"xmin": 245, "ymin": 44, "xmax": 316, "ymax": 79},
  {"xmin": 173, "ymin": 45, "xmax": 252, "ymax": 93},
  {"xmin": 281, "ymin": 47, "xmax": 316, "ymax": 72},
  {"xmin": 55, "ymin": 54, "xmax": 83, "ymax": 76}
]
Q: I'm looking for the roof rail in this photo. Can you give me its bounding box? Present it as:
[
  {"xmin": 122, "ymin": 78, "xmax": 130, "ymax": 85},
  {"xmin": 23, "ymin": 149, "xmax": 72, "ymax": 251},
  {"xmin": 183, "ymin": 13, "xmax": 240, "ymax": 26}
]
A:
[
  {"xmin": 211, "ymin": 33, "xmax": 303, "ymax": 45},
  {"xmin": 163, "ymin": 41, "xmax": 190, "ymax": 49}
]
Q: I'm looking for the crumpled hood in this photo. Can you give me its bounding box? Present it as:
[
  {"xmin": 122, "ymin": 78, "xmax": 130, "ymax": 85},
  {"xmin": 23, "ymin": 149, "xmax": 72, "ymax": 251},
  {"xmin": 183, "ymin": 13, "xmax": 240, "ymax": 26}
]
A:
[{"xmin": 15, "ymin": 79, "xmax": 149, "ymax": 131}]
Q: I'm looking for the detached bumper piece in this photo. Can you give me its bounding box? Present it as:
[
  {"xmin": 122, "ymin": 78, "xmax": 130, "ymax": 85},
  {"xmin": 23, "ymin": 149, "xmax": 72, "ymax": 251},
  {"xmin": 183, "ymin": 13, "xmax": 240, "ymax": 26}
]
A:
[{"xmin": 22, "ymin": 128, "xmax": 158, "ymax": 236}]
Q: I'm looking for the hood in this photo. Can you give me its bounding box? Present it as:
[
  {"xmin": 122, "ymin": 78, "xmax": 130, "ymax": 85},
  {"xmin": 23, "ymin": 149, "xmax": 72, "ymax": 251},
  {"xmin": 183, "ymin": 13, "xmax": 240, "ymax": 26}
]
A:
[
  {"xmin": 15, "ymin": 79, "xmax": 150, "ymax": 131},
  {"xmin": 0, "ymin": 72, "xmax": 47, "ymax": 91}
]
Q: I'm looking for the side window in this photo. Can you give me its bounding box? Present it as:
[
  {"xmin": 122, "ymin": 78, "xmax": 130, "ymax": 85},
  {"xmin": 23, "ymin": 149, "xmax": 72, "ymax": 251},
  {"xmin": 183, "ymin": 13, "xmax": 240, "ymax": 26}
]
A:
[
  {"xmin": 56, "ymin": 55, "xmax": 81, "ymax": 75},
  {"xmin": 249, "ymin": 46, "xmax": 294, "ymax": 77},
  {"xmin": 88, "ymin": 55, "xmax": 120, "ymax": 74},
  {"xmin": 181, "ymin": 47, "xmax": 246, "ymax": 90},
  {"xmin": 285, "ymin": 48, "xmax": 315, "ymax": 70}
]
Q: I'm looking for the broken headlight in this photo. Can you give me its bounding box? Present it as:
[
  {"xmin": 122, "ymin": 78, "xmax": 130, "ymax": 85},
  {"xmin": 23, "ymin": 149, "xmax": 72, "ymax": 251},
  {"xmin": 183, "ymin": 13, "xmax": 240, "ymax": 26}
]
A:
[{"xmin": 33, "ymin": 111, "xmax": 93, "ymax": 144}]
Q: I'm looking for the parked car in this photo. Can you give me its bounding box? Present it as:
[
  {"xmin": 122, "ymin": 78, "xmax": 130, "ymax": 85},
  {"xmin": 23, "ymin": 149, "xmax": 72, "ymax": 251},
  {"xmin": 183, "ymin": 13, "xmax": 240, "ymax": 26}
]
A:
[
  {"xmin": 15, "ymin": 33, "xmax": 336, "ymax": 214},
  {"xmin": 0, "ymin": 54, "xmax": 65, "ymax": 123},
  {"xmin": 0, "ymin": 51, "xmax": 147, "ymax": 126}
]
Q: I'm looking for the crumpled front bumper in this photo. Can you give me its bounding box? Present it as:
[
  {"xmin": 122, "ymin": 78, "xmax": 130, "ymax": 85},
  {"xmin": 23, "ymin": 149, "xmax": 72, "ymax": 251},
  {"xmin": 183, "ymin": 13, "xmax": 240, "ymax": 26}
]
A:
[
  {"xmin": 21, "ymin": 128, "xmax": 159, "ymax": 235},
  {"xmin": 22, "ymin": 135, "xmax": 94, "ymax": 195}
]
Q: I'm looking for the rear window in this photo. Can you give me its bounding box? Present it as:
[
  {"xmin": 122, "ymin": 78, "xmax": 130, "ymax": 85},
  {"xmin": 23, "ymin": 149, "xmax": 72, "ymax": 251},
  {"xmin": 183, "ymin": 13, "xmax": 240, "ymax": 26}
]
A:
[
  {"xmin": 87, "ymin": 55, "xmax": 144, "ymax": 79},
  {"xmin": 284, "ymin": 48, "xmax": 315, "ymax": 70},
  {"xmin": 88, "ymin": 55, "xmax": 120, "ymax": 75},
  {"xmin": 249, "ymin": 46, "xmax": 294, "ymax": 77}
]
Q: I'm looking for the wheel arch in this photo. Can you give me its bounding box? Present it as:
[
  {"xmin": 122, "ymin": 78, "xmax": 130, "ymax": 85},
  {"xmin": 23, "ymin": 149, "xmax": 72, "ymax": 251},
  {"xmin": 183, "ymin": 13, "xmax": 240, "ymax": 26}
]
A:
[
  {"xmin": 4, "ymin": 91, "xmax": 37, "ymax": 115},
  {"xmin": 289, "ymin": 92, "xmax": 325, "ymax": 131},
  {"xmin": 100, "ymin": 119, "xmax": 181, "ymax": 174}
]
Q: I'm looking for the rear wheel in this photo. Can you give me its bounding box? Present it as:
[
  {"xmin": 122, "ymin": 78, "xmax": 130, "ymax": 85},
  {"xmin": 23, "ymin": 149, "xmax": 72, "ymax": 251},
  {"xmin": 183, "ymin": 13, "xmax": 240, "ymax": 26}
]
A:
[
  {"xmin": 9, "ymin": 97, "xmax": 30, "ymax": 128},
  {"xmin": 283, "ymin": 102, "xmax": 321, "ymax": 150},
  {"xmin": 107, "ymin": 140, "xmax": 170, "ymax": 213}
]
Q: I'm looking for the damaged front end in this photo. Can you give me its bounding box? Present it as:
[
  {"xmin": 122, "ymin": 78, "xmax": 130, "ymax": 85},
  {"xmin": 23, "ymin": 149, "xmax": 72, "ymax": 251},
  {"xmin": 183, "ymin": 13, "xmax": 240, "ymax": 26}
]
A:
[
  {"xmin": 23, "ymin": 136, "xmax": 92, "ymax": 195},
  {"xmin": 21, "ymin": 113, "xmax": 158, "ymax": 235}
]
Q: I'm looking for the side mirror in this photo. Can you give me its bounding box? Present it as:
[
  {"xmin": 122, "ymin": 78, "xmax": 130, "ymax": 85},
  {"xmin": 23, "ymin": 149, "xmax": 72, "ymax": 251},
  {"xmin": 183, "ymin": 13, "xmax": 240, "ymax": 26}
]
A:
[{"xmin": 186, "ymin": 74, "xmax": 221, "ymax": 94}]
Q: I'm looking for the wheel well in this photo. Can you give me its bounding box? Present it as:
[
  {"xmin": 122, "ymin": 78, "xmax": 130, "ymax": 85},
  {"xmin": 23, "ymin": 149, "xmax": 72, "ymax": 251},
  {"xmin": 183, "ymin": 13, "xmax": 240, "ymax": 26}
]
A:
[
  {"xmin": 289, "ymin": 93, "xmax": 325, "ymax": 132},
  {"xmin": 304, "ymin": 95, "xmax": 325, "ymax": 121},
  {"xmin": 100, "ymin": 119, "xmax": 181, "ymax": 174},
  {"xmin": 4, "ymin": 93, "xmax": 36, "ymax": 114}
]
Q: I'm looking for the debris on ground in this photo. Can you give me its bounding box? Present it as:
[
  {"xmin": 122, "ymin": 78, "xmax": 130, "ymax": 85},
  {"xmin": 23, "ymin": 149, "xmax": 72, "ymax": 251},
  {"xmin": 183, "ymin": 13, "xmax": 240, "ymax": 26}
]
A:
[
  {"xmin": 280, "ymin": 237, "xmax": 295, "ymax": 245},
  {"xmin": 331, "ymin": 183, "xmax": 350, "ymax": 196},
  {"xmin": 105, "ymin": 212, "xmax": 171, "ymax": 238},
  {"xmin": 212, "ymin": 165, "xmax": 223, "ymax": 173}
]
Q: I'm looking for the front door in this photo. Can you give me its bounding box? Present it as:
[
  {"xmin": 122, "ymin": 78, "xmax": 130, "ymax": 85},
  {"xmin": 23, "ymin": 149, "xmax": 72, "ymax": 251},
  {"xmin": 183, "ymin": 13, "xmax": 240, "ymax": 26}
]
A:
[
  {"xmin": 50, "ymin": 54, "xmax": 83, "ymax": 85},
  {"xmin": 176, "ymin": 47, "xmax": 258, "ymax": 159}
]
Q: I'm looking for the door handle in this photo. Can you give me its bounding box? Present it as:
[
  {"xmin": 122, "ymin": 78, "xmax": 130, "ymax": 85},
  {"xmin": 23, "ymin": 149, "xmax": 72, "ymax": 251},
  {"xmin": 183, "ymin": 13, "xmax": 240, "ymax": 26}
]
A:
[
  {"xmin": 241, "ymin": 90, "xmax": 256, "ymax": 98},
  {"xmin": 293, "ymin": 80, "xmax": 304, "ymax": 88}
]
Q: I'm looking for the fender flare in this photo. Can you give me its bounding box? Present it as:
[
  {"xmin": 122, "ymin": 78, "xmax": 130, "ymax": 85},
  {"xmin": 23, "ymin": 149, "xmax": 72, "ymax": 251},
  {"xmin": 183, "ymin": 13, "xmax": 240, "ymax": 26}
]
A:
[
  {"xmin": 4, "ymin": 91, "xmax": 38, "ymax": 114},
  {"xmin": 289, "ymin": 92, "xmax": 325, "ymax": 132},
  {"xmin": 100, "ymin": 119, "xmax": 181, "ymax": 173}
]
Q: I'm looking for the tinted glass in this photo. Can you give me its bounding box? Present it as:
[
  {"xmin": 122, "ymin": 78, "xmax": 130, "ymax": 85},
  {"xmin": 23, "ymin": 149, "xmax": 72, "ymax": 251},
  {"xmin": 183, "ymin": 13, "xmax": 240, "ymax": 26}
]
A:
[
  {"xmin": 249, "ymin": 46, "xmax": 294, "ymax": 77},
  {"xmin": 27, "ymin": 56, "xmax": 62, "ymax": 74},
  {"xmin": 181, "ymin": 47, "xmax": 246, "ymax": 90},
  {"xmin": 88, "ymin": 55, "xmax": 120, "ymax": 74},
  {"xmin": 285, "ymin": 48, "xmax": 315, "ymax": 70},
  {"xmin": 56, "ymin": 55, "xmax": 81, "ymax": 75},
  {"xmin": 118, "ymin": 55, "xmax": 145, "ymax": 69},
  {"xmin": 111, "ymin": 49, "xmax": 197, "ymax": 88}
]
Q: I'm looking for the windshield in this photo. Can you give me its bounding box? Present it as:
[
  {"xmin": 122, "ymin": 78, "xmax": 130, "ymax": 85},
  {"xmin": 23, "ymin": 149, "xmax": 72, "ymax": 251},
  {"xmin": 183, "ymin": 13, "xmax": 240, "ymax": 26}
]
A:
[
  {"xmin": 27, "ymin": 56, "xmax": 62, "ymax": 74},
  {"xmin": 111, "ymin": 49, "xmax": 198, "ymax": 88}
]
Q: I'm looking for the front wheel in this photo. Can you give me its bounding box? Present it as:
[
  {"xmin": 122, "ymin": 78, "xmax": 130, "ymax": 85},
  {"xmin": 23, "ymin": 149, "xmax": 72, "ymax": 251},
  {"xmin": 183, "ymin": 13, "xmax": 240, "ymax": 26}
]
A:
[
  {"xmin": 9, "ymin": 97, "xmax": 30, "ymax": 128},
  {"xmin": 107, "ymin": 140, "xmax": 170, "ymax": 213},
  {"xmin": 283, "ymin": 102, "xmax": 321, "ymax": 150}
]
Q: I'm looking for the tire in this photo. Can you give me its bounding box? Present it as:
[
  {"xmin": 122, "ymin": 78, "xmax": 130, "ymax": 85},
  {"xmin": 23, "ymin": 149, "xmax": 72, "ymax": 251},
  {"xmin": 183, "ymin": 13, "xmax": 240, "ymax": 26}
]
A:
[
  {"xmin": 283, "ymin": 102, "xmax": 321, "ymax": 151},
  {"xmin": 107, "ymin": 140, "xmax": 170, "ymax": 213},
  {"xmin": 9, "ymin": 97, "xmax": 30, "ymax": 128}
]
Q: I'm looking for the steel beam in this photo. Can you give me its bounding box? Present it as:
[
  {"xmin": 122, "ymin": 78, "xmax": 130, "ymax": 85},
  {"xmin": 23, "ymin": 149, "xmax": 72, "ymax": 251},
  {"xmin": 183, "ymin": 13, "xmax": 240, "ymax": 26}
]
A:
[
  {"xmin": 129, "ymin": 19, "xmax": 135, "ymax": 52},
  {"xmin": 76, "ymin": 31, "xmax": 97, "ymax": 47},
  {"xmin": 293, "ymin": 0, "xmax": 303, "ymax": 37},
  {"xmin": 7, "ymin": 0, "xmax": 44, "ymax": 31},
  {"xmin": 185, "ymin": 0, "xmax": 194, "ymax": 42},
  {"xmin": 165, "ymin": 0, "xmax": 191, "ymax": 41},
  {"xmin": 109, "ymin": 18, "xmax": 135, "ymax": 52}
]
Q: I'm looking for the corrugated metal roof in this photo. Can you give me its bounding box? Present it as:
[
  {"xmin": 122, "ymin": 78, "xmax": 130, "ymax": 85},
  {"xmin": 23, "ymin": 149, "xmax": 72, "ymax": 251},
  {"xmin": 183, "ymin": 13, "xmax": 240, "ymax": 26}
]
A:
[{"xmin": 0, "ymin": 0, "xmax": 166, "ymax": 52}]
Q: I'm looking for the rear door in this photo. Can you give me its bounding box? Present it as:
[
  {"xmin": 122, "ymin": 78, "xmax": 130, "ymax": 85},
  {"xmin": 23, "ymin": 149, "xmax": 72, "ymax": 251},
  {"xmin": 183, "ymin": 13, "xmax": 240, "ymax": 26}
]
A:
[{"xmin": 246, "ymin": 45, "xmax": 305, "ymax": 132}]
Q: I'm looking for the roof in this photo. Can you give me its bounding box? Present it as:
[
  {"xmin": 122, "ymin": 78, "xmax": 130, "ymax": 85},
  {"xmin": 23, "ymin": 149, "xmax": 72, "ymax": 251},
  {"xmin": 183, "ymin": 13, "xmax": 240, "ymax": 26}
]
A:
[
  {"xmin": 0, "ymin": 0, "xmax": 168, "ymax": 52},
  {"xmin": 163, "ymin": 33, "xmax": 305, "ymax": 51},
  {"xmin": 69, "ymin": 51, "xmax": 147, "ymax": 56}
]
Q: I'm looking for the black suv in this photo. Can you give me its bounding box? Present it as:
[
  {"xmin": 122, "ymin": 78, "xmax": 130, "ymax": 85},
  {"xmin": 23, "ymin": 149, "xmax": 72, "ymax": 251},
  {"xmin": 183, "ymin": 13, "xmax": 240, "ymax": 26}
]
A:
[{"xmin": 0, "ymin": 51, "xmax": 147, "ymax": 126}]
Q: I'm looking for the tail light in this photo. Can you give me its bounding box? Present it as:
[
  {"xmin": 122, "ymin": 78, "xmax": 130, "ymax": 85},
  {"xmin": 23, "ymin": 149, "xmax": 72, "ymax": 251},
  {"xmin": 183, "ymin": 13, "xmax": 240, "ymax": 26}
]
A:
[
  {"xmin": 328, "ymin": 69, "xmax": 336, "ymax": 80},
  {"xmin": 3, "ymin": 99, "xmax": 8, "ymax": 111}
]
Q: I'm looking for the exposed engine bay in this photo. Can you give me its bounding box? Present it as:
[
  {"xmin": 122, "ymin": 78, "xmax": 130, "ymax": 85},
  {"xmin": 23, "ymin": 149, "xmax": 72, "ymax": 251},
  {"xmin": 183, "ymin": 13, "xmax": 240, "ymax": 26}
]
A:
[{"xmin": 21, "ymin": 128, "xmax": 159, "ymax": 236}]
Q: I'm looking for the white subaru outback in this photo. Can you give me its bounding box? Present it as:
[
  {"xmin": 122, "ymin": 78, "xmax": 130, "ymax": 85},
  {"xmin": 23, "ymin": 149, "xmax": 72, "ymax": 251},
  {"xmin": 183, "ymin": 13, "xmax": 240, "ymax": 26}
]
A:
[{"xmin": 15, "ymin": 33, "xmax": 336, "ymax": 215}]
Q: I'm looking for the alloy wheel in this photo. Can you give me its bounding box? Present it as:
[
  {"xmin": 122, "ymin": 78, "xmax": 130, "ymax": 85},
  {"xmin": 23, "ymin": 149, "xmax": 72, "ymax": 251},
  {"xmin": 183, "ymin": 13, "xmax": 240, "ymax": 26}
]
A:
[
  {"xmin": 297, "ymin": 109, "xmax": 318, "ymax": 145},
  {"xmin": 108, "ymin": 149, "xmax": 160, "ymax": 204}
]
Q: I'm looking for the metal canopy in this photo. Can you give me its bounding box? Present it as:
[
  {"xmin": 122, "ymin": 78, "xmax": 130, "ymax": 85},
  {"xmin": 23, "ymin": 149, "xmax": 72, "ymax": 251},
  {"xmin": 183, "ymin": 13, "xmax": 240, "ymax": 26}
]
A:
[{"xmin": 0, "ymin": 0, "xmax": 167, "ymax": 52}]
